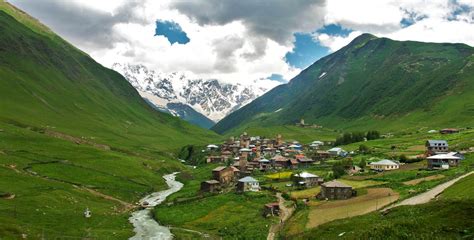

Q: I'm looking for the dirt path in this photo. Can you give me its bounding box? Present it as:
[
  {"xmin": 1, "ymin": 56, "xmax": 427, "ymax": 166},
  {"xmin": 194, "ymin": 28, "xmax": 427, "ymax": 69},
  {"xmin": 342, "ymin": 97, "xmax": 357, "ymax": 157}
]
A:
[
  {"xmin": 80, "ymin": 186, "xmax": 134, "ymax": 212},
  {"xmin": 267, "ymin": 193, "xmax": 295, "ymax": 240},
  {"xmin": 385, "ymin": 171, "xmax": 474, "ymax": 210}
]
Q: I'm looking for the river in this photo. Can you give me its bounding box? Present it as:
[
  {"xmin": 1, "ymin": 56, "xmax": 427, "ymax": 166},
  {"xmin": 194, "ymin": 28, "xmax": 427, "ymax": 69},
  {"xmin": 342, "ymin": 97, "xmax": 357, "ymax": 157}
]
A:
[{"xmin": 129, "ymin": 172, "xmax": 183, "ymax": 240}]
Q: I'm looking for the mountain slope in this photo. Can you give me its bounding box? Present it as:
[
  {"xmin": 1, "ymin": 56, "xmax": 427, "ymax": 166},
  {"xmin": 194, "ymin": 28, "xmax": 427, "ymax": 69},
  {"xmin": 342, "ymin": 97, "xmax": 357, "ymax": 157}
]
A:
[
  {"xmin": 112, "ymin": 63, "xmax": 278, "ymax": 123},
  {"xmin": 213, "ymin": 34, "xmax": 474, "ymax": 134},
  {"xmin": 0, "ymin": 2, "xmax": 218, "ymax": 238},
  {"xmin": 0, "ymin": 4, "xmax": 217, "ymax": 151}
]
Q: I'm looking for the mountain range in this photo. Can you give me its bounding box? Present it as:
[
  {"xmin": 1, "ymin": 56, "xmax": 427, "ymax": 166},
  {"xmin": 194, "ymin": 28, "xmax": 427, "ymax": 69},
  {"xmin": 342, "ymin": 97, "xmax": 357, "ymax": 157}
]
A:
[
  {"xmin": 213, "ymin": 34, "xmax": 474, "ymax": 134},
  {"xmin": 112, "ymin": 63, "xmax": 278, "ymax": 128}
]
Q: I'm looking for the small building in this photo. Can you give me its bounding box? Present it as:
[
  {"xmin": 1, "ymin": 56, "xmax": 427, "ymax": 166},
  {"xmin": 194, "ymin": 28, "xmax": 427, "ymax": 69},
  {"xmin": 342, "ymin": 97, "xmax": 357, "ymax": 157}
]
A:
[
  {"xmin": 237, "ymin": 176, "xmax": 260, "ymax": 192},
  {"xmin": 288, "ymin": 144, "xmax": 303, "ymax": 151},
  {"xmin": 426, "ymin": 140, "xmax": 449, "ymax": 155},
  {"xmin": 314, "ymin": 151, "xmax": 330, "ymax": 160},
  {"xmin": 370, "ymin": 159, "xmax": 400, "ymax": 171},
  {"xmin": 212, "ymin": 166, "xmax": 235, "ymax": 184},
  {"xmin": 263, "ymin": 202, "xmax": 280, "ymax": 217},
  {"xmin": 207, "ymin": 144, "xmax": 219, "ymax": 151},
  {"xmin": 347, "ymin": 165, "xmax": 362, "ymax": 175},
  {"xmin": 206, "ymin": 155, "xmax": 223, "ymax": 163},
  {"xmin": 318, "ymin": 180, "xmax": 354, "ymax": 200},
  {"xmin": 272, "ymin": 155, "xmax": 290, "ymax": 168},
  {"xmin": 296, "ymin": 157, "xmax": 315, "ymax": 168},
  {"xmin": 200, "ymin": 180, "xmax": 221, "ymax": 193},
  {"xmin": 294, "ymin": 172, "xmax": 322, "ymax": 187},
  {"xmin": 427, "ymin": 152, "xmax": 462, "ymax": 169},
  {"xmin": 440, "ymin": 128, "xmax": 459, "ymax": 134},
  {"xmin": 328, "ymin": 147, "xmax": 343, "ymax": 157}
]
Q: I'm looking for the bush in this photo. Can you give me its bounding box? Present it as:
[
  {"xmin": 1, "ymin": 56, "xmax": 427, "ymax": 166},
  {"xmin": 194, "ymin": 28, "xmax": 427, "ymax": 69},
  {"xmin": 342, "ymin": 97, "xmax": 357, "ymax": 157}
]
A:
[{"xmin": 359, "ymin": 144, "xmax": 370, "ymax": 154}]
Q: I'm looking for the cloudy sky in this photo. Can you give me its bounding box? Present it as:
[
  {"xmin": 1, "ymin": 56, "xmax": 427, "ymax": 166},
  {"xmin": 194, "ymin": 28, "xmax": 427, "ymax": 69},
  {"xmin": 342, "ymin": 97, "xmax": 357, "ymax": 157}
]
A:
[{"xmin": 8, "ymin": 0, "xmax": 474, "ymax": 86}]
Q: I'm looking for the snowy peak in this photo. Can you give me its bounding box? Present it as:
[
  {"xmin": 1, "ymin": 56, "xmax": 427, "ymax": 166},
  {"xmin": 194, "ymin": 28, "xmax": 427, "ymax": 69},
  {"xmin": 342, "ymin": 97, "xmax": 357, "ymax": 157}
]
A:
[{"xmin": 112, "ymin": 63, "xmax": 277, "ymax": 122}]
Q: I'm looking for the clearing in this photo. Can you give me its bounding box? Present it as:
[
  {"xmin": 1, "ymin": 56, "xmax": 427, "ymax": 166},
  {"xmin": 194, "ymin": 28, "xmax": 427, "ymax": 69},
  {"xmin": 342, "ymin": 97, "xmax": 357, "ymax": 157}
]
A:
[
  {"xmin": 306, "ymin": 188, "xmax": 398, "ymax": 229},
  {"xmin": 403, "ymin": 174, "xmax": 445, "ymax": 186}
]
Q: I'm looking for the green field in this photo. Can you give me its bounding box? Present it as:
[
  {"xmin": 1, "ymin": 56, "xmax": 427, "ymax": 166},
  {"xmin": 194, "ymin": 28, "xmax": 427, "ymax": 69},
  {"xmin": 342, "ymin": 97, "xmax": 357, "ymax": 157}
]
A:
[{"xmin": 154, "ymin": 192, "xmax": 276, "ymax": 239}]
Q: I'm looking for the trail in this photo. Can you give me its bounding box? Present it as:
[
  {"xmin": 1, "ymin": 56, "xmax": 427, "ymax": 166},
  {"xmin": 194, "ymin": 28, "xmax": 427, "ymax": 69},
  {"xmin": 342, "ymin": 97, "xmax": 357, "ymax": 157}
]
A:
[
  {"xmin": 384, "ymin": 171, "xmax": 473, "ymax": 210},
  {"xmin": 267, "ymin": 193, "xmax": 295, "ymax": 240}
]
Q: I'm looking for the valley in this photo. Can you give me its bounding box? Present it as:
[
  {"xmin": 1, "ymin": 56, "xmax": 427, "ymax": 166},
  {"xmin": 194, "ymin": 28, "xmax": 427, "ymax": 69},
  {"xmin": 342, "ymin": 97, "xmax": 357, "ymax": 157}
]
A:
[{"xmin": 1, "ymin": 1, "xmax": 474, "ymax": 239}]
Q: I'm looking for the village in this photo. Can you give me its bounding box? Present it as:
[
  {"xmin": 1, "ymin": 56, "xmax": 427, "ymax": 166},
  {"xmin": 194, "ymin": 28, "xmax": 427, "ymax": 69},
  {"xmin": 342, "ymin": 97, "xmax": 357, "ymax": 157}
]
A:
[
  {"xmin": 199, "ymin": 130, "xmax": 466, "ymax": 217},
  {"xmin": 154, "ymin": 127, "xmax": 473, "ymax": 239}
]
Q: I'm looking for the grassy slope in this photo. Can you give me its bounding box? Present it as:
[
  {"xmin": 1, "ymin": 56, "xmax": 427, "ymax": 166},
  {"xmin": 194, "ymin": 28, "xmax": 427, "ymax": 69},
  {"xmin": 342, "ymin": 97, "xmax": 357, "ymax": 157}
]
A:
[
  {"xmin": 0, "ymin": 2, "xmax": 219, "ymax": 238},
  {"xmin": 213, "ymin": 34, "xmax": 474, "ymax": 134}
]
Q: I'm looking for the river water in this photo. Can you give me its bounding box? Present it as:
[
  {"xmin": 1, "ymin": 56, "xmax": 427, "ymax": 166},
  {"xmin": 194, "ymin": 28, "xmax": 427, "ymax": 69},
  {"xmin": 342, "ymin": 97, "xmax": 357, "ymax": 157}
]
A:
[{"xmin": 129, "ymin": 172, "xmax": 183, "ymax": 240}]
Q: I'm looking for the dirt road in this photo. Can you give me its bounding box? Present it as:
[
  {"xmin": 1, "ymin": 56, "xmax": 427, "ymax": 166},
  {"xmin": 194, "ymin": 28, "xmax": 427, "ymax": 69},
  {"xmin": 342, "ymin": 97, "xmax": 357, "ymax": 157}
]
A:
[
  {"xmin": 267, "ymin": 193, "xmax": 295, "ymax": 240},
  {"xmin": 385, "ymin": 171, "xmax": 473, "ymax": 210}
]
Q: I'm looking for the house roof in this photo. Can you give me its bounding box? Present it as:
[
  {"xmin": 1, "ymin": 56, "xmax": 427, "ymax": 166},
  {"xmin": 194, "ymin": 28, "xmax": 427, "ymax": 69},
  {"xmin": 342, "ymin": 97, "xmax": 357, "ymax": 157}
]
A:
[
  {"xmin": 205, "ymin": 180, "xmax": 220, "ymax": 184},
  {"xmin": 427, "ymin": 152, "xmax": 461, "ymax": 160},
  {"xmin": 329, "ymin": 147, "xmax": 342, "ymax": 152},
  {"xmin": 212, "ymin": 166, "xmax": 227, "ymax": 172},
  {"xmin": 207, "ymin": 144, "xmax": 219, "ymax": 149},
  {"xmin": 238, "ymin": 176, "xmax": 258, "ymax": 183},
  {"xmin": 259, "ymin": 159, "xmax": 271, "ymax": 163},
  {"xmin": 322, "ymin": 180, "xmax": 352, "ymax": 188},
  {"xmin": 296, "ymin": 172, "xmax": 319, "ymax": 178},
  {"xmin": 239, "ymin": 148, "xmax": 252, "ymax": 152},
  {"xmin": 230, "ymin": 166, "xmax": 240, "ymax": 172},
  {"xmin": 312, "ymin": 141, "xmax": 324, "ymax": 144},
  {"xmin": 370, "ymin": 159, "xmax": 399, "ymax": 166},
  {"xmin": 288, "ymin": 144, "xmax": 301, "ymax": 148},
  {"xmin": 272, "ymin": 155, "xmax": 288, "ymax": 162},
  {"xmin": 427, "ymin": 140, "xmax": 448, "ymax": 146},
  {"xmin": 265, "ymin": 202, "xmax": 279, "ymax": 208},
  {"xmin": 297, "ymin": 158, "xmax": 314, "ymax": 163}
]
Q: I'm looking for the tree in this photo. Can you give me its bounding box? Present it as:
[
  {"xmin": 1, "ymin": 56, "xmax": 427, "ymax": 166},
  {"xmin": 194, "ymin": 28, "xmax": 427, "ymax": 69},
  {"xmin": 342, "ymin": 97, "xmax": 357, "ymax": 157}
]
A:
[
  {"xmin": 366, "ymin": 130, "xmax": 381, "ymax": 140},
  {"xmin": 359, "ymin": 144, "xmax": 370, "ymax": 154},
  {"xmin": 359, "ymin": 158, "xmax": 367, "ymax": 169},
  {"xmin": 399, "ymin": 154, "xmax": 408, "ymax": 163}
]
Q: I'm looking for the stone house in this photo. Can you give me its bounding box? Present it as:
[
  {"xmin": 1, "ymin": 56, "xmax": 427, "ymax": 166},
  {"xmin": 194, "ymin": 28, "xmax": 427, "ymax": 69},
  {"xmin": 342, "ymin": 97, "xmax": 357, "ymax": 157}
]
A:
[
  {"xmin": 200, "ymin": 180, "xmax": 221, "ymax": 193},
  {"xmin": 318, "ymin": 180, "xmax": 355, "ymax": 200},
  {"xmin": 212, "ymin": 166, "xmax": 235, "ymax": 185}
]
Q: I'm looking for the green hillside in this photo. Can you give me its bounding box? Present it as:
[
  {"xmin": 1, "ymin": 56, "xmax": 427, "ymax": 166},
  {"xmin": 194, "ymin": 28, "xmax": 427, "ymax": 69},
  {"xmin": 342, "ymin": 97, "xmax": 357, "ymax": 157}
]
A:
[
  {"xmin": 0, "ymin": 1, "xmax": 218, "ymax": 238},
  {"xmin": 213, "ymin": 34, "xmax": 474, "ymax": 134}
]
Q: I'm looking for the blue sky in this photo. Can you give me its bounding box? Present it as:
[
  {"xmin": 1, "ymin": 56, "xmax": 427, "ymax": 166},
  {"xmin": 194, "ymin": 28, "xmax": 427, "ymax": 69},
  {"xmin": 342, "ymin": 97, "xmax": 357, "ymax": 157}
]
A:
[
  {"xmin": 285, "ymin": 24, "xmax": 352, "ymax": 69},
  {"xmin": 155, "ymin": 20, "xmax": 190, "ymax": 45}
]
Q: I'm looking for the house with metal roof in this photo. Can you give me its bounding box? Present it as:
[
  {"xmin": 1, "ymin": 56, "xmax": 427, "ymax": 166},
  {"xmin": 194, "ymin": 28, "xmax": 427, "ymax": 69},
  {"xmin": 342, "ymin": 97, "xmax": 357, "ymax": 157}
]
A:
[
  {"xmin": 293, "ymin": 172, "xmax": 322, "ymax": 187},
  {"xmin": 237, "ymin": 176, "xmax": 260, "ymax": 192},
  {"xmin": 427, "ymin": 152, "xmax": 463, "ymax": 169},
  {"xmin": 370, "ymin": 159, "xmax": 400, "ymax": 171},
  {"xmin": 426, "ymin": 140, "xmax": 448, "ymax": 155}
]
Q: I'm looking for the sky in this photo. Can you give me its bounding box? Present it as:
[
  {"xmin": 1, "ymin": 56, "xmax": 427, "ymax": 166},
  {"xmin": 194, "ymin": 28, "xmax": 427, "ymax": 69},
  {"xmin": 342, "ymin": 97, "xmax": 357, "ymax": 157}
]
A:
[{"xmin": 8, "ymin": 0, "xmax": 474, "ymax": 86}]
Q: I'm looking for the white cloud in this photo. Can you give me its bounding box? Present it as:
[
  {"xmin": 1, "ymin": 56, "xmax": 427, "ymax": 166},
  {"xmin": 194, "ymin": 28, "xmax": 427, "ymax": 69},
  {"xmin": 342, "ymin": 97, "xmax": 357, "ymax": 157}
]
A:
[
  {"xmin": 7, "ymin": 0, "xmax": 474, "ymax": 88},
  {"xmin": 314, "ymin": 0, "xmax": 474, "ymax": 53}
]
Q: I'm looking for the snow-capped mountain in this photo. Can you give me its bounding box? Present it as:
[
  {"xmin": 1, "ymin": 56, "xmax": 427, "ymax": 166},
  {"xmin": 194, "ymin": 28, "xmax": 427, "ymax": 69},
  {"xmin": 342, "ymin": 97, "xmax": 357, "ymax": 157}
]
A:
[{"xmin": 112, "ymin": 63, "xmax": 279, "ymax": 123}]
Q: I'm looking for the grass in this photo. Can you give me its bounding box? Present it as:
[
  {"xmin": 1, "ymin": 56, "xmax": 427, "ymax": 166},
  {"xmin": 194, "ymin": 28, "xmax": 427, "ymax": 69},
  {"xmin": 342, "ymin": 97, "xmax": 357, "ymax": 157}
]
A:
[
  {"xmin": 0, "ymin": 4, "xmax": 220, "ymax": 238},
  {"xmin": 154, "ymin": 192, "xmax": 276, "ymax": 239},
  {"xmin": 441, "ymin": 173, "xmax": 474, "ymax": 200},
  {"xmin": 290, "ymin": 187, "xmax": 321, "ymax": 200}
]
